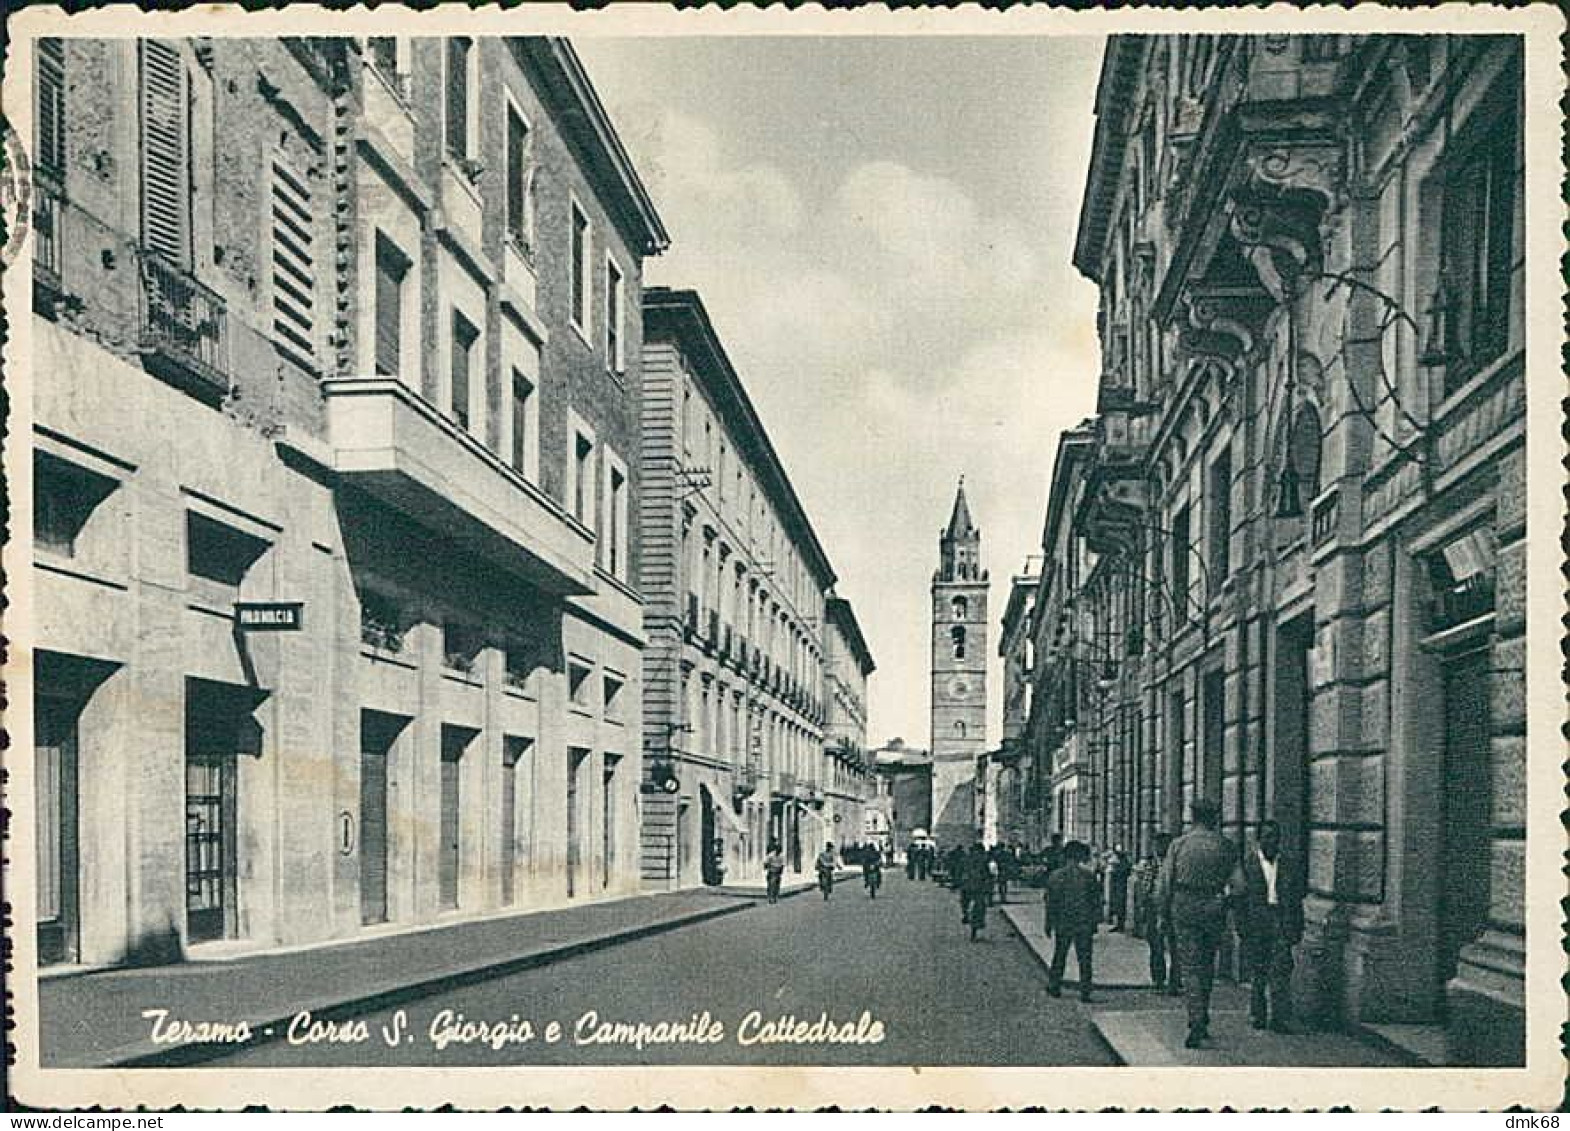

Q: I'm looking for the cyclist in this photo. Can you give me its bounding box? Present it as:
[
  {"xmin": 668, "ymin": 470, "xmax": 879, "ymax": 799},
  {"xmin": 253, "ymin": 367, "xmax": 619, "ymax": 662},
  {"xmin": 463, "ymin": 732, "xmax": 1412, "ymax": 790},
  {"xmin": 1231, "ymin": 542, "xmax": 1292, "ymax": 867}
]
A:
[
  {"xmin": 862, "ymin": 846, "xmax": 883, "ymax": 899},
  {"xmin": 815, "ymin": 841, "xmax": 838, "ymax": 900}
]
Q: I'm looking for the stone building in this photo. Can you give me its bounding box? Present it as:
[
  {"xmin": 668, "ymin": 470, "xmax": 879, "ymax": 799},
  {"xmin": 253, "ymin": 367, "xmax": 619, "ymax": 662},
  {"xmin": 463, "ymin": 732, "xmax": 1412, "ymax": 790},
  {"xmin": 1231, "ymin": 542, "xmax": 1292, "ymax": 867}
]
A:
[
  {"xmin": 1033, "ymin": 33, "xmax": 1524, "ymax": 1064},
  {"xmin": 928, "ymin": 480, "xmax": 988, "ymax": 848},
  {"xmin": 28, "ymin": 34, "xmax": 665, "ymax": 967},
  {"xmin": 637, "ymin": 287, "xmax": 841, "ymax": 887},
  {"xmin": 866, "ymin": 739, "xmax": 933, "ymax": 859},
  {"xmin": 823, "ymin": 596, "xmax": 876, "ymax": 846},
  {"xmin": 990, "ymin": 565, "xmax": 1039, "ymax": 848}
]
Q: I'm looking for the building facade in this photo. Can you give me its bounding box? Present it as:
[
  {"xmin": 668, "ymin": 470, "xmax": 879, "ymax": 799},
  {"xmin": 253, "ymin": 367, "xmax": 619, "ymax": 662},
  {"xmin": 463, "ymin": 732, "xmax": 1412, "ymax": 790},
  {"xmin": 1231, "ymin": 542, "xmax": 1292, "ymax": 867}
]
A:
[
  {"xmin": 637, "ymin": 288, "xmax": 841, "ymax": 887},
  {"xmin": 29, "ymin": 34, "xmax": 665, "ymax": 967},
  {"xmin": 1032, "ymin": 33, "xmax": 1525, "ymax": 1063},
  {"xmin": 823, "ymin": 596, "xmax": 876, "ymax": 845},
  {"xmin": 990, "ymin": 566, "xmax": 1039, "ymax": 848},
  {"xmin": 867, "ymin": 739, "xmax": 933, "ymax": 858},
  {"xmin": 928, "ymin": 481, "xmax": 988, "ymax": 848}
]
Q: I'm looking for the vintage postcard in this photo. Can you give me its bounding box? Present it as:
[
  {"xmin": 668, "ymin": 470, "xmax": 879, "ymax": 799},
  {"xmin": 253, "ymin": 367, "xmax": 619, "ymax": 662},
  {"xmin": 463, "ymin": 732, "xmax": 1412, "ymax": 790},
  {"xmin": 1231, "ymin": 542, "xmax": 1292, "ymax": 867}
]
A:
[{"xmin": 2, "ymin": 0, "xmax": 1564, "ymax": 1112}]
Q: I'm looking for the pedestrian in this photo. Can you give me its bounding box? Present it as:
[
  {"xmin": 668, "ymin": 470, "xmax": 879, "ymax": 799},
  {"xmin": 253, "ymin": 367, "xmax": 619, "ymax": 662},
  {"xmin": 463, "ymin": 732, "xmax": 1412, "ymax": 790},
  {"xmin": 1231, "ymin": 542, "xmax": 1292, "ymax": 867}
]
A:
[
  {"xmin": 1159, "ymin": 798, "xmax": 1236, "ymax": 1049},
  {"xmin": 1108, "ymin": 846, "xmax": 1132, "ymax": 932},
  {"xmin": 1043, "ymin": 840, "xmax": 1099, "ymax": 1001},
  {"xmin": 905, "ymin": 842, "xmax": 918, "ymax": 880},
  {"xmin": 1043, "ymin": 832, "xmax": 1065, "ymax": 878},
  {"xmin": 815, "ymin": 840, "xmax": 838, "ymax": 900},
  {"xmin": 763, "ymin": 839, "xmax": 786, "ymax": 905},
  {"xmin": 1133, "ymin": 832, "xmax": 1174, "ymax": 988},
  {"xmin": 990, "ymin": 842, "xmax": 1011, "ymax": 904},
  {"xmin": 959, "ymin": 843, "xmax": 993, "ymax": 940},
  {"xmin": 918, "ymin": 843, "xmax": 933, "ymax": 881},
  {"xmin": 1232, "ymin": 819, "xmax": 1304, "ymax": 1032}
]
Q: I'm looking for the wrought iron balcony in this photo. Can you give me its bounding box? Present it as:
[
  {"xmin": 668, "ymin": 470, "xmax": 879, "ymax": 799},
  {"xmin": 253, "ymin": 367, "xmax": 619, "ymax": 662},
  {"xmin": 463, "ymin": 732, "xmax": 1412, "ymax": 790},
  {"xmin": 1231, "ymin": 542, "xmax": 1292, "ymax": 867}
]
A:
[
  {"xmin": 33, "ymin": 169, "xmax": 64, "ymax": 311},
  {"xmin": 138, "ymin": 252, "xmax": 229, "ymax": 399}
]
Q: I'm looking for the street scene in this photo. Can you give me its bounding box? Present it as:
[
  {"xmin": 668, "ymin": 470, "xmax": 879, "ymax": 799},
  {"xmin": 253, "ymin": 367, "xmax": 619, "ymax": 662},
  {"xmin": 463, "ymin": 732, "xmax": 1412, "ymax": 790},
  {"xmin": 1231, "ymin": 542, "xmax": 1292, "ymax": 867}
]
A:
[{"xmin": 16, "ymin": 15, "xmax": 1541, "ymax": 1093}]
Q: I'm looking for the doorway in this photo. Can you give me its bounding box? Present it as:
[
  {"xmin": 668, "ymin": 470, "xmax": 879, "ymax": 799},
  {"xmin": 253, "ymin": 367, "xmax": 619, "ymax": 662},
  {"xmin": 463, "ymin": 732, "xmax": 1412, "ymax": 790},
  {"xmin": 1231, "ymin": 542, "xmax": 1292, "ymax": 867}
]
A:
[
  {"xmin": 699, "ymin": 783, "xmax": 721, "ymax": 886},
  {"xmin": 440, "ymin": 726, "xmax": 473, "ymax": 911},
  {"xmin": 1437, "ymin": 645, "xmax": 1492, "ymax": 1012},
  {"xmin": 567, "ymin": 747, "xmax": 589, "ymax": 898},
  {"xmin": 1271, "ymin": 616, "xmax": 1314, "ymax": 880},
  {"xmin": 184, "ymin": 678, "xmax": 260, "ymax": 944},
  {"xmin": 360, "ymin": 711, "xmax": 405, "ymax": 925},
  {"xmin": 35, "ymin": 695, "xmax": 80, "ymax": 965}
]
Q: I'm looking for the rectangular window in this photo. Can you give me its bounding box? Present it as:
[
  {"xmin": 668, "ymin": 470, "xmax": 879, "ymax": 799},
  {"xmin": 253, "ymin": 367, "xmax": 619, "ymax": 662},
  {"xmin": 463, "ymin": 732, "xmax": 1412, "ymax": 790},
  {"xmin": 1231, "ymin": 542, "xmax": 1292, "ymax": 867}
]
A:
[
  {"xmin": 603, "ymin": 674, "xmax": 625, "ymax": 721},
  {"xmin": 34, "ymin": 453, "xmax": 115, "ymax": 559},
  {"xmin": 506, "ymin": 104, "xmax": 530, "ymax": 250},
  {"xmin": 1207, "ymin": 449, "xmax": 1231, "ymax": 590},
  {"xmin": 570, "ymin": 201, "xmax": 591, "ymax": 334},
  {"xmin": 510, "ymin": 369, "xmax": 535, "ymax": 478},
  {"xmin": 1170, "ymin": 503, "xmax": 1192, "ymax": 614},
  {"xmin": 605, "ymin": 258, "xmax": 625, "ymax": 372},
  {"xmin": 373, "ymin": 233, "xmax": 407, "ymax": 378},
  {"xmin": 445, "ymin": 37, "xmax": 472, "ymax": 161},
  {"xmin": 573, "ymin": 430, "xmax": 596, "ymax": 527},
  {"xmin": 187, "ymin": 511, "xmax": 267, "ymax": 588},
  {"xmin": 270, "ymin": 155, "xmax": 317, "ymax": 366},
  {"xmin": 606, "ymin": 460, "xmax": 628, "ymax": 577},
  {"xmin": 568, "ymin": 660, "xmax": 593, "ymax": 709},
  {"xmin": 36, "ymin": 39, "xmax": 65, "ymax": 175},
  {"xmin": 450, "ymin": 310, "xmax": 478, "ymax": 431},
  {"xmin": 1442, "ymin": 105, "xmax": 1517, "ymax": 393},
  {"xmin": 139, "ymin": 39, "xmax": 191, "ymax": 265}
]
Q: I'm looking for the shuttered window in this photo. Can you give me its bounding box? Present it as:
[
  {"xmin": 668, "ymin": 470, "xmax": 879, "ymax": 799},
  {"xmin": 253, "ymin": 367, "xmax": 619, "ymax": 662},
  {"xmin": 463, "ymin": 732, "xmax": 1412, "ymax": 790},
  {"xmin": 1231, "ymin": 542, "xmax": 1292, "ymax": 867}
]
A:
[
  {"xmin": 270, "ymin": 155, "xmax": 316, "ymax": 365},
  {"xmin": 450, "ymin": 310, "xmax": 478, "ymax": 431},
  {"xmin": 139, "ymin": 39, "xmax": 190, "ymax": 265},
  {"xmin": 36, "ymin": 39, "xmax": 65, "ymax": 175},
  {"xmin": 373, "ymin": 233, "xmax": 406, "ymax": 377},
  {"xmin": 445, "ymin": 37, "xmax": 471, "ymax": 160},
  {"xmin": 506, "ymin": 104, "xmax": 529, "ymax": 244}
]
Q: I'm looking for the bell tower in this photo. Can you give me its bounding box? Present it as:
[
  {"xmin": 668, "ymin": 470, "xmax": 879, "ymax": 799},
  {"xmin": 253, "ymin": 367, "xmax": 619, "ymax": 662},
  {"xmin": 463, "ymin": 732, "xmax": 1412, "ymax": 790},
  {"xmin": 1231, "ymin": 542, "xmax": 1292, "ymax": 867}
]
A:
[{"xmin": 930, "ymin": 477, "xmax": 988, "ymax": 847}]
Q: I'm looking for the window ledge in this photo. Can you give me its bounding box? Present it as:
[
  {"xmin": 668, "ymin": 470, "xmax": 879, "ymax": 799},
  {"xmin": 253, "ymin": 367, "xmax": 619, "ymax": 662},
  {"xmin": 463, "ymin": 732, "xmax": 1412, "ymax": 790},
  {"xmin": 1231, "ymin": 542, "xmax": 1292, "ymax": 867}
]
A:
[
  {"xmin": 362, "ymin": 647, "xmax": 417, "ymax": 670},
  {"xmin": 34, "ymin": 554, "xmax": 130, "ymax": 592}
]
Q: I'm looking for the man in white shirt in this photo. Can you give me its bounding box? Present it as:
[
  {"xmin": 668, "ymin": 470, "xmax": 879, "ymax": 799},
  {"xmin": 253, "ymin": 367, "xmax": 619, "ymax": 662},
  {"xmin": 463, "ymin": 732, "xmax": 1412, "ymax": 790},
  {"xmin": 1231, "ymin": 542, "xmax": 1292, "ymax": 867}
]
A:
[{"xmin": 1231, "ymin": 819, "xmax": 1304, "ymax": 1032}]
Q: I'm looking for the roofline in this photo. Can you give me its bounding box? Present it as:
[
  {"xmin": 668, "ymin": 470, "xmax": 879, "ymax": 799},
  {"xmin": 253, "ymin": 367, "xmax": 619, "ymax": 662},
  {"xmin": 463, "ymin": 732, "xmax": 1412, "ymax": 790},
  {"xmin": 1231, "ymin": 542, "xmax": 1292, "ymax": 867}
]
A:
[
  {"xmin": 999, "ymin": 573, "xmax": 1039, "ymax": 644},
  {"xmin": 826, "ymin": 596, "xmax": 876, "ymax": 675},
  {"xmin": 514, "ymin": 38, "xmax": 670, "ymax": 257},
  {"xmin": 643, "ymin": 287, "xmax": 838, "ymax": 591},
  {"xmin": 1041, "ymin": 425, "xmax": 1097, "ymax": 555},
  {"xmin": 1071, "ymin": 36, "xmax": 1147, "ymax": 282}
]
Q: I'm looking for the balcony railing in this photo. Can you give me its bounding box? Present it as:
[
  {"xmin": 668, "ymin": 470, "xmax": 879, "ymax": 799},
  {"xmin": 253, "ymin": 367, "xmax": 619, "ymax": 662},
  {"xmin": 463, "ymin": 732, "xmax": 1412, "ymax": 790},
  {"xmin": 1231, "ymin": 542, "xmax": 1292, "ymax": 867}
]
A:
[
  {"xmin": 138, "ymin": 252, "xmax": 229, "ymax": 398},
  {"xmin": 33, "ymin": 169, "xmax": 64, "ymax": 305}
]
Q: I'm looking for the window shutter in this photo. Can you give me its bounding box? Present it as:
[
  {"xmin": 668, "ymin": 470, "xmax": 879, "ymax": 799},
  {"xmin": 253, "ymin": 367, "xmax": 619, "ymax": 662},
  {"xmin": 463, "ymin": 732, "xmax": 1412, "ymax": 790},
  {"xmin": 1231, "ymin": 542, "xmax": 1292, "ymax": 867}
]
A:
[
  {"xmin": 139, "ymin": 39, "xmax": 190, "ymax": 265},
  {"xmin": 373, "ymin": 236, "xmax": 403, "ymax": 377},
  {"xmin": 36, "ymin": 39, "xmax": 65, "ymax": 175},
  {"xmin": 445, "ymin": 38, "xmax": 469, "ymax": 159},
  {"xmin": 270, "ymin": 155, "xmax": 316, "ymax": 365}
]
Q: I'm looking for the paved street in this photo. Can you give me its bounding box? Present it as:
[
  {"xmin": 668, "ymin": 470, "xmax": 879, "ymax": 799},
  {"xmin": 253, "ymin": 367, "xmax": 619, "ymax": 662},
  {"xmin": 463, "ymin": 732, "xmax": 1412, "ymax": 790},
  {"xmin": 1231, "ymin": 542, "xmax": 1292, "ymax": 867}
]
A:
[{"xmin": 216, "ymin": 875, "xmax": 1117, "ymax": 1067}]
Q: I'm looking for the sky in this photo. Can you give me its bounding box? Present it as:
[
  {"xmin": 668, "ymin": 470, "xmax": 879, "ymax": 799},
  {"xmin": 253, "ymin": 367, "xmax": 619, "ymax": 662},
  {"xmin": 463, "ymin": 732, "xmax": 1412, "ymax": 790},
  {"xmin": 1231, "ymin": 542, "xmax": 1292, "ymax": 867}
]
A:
[{"xmin": 576, "ymin": 35, "xmax": 1106, "ymax": 749}]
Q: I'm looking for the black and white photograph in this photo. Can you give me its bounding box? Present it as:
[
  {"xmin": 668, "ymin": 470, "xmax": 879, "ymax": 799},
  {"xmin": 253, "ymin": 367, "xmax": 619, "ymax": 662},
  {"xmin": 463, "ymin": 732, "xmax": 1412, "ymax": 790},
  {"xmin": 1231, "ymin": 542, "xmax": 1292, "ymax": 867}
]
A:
[{"xmin": 3, "ymin": 2, "xmax": 1563, "ymax": 1113}]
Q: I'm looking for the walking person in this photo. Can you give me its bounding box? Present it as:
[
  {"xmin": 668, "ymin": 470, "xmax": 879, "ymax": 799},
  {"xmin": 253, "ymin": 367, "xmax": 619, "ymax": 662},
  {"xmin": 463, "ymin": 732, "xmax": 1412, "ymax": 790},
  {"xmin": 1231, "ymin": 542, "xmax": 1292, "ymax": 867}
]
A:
[
  {"xmin": 1159, "ymin": 799, "xmax": 1237, "ymax": 1048},
  {"xmin": 1043, "ymin": 841, "xmax": 1100, "ymax": 1001},
  {"xmin": 1232, "ymin": 819, "xmax": 1304, "ymax": 1032},
  {"xmin": 763, "ymin": 840, "xmax": 786, "ymax": 905},
  {"xmin": 815, "ymin": 840, "xmax": 838, "ymax": 900},
  {"xmin": 959, "ymin": 843, "xmax": 993, "ymax": 940},
  {"xmin": 1133, "ymin": 832, "xmax": 1175, "ymax": 989},
  {"xmin": 1108, "ymin": 846, "xmax": 1133, "ymax": 932}
]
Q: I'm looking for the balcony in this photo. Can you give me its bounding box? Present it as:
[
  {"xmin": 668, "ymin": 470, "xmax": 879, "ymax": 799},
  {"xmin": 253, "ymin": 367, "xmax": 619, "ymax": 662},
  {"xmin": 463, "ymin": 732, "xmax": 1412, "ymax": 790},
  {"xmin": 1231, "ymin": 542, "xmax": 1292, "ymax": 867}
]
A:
[
  {"xmin": 137, "ymin": 252, "xmax": 230, "ymax": 401},
  {"xmin": 684, "ymin": 593, "xmax": 700, "ymax": 641},
  {"xmin": 33, "ymin": 169, "xmax": 64, "ymax": 312},
  {"xmin": 705, "ymin": 609, "xmax": 720, "ymax": 653},
  {"xmin": 501, "ymin": 235, "xmax": 539, "ymax": 323},
  {"xmin": 324, "ymin": 377, "xmax": 596, "ymax": 595}
]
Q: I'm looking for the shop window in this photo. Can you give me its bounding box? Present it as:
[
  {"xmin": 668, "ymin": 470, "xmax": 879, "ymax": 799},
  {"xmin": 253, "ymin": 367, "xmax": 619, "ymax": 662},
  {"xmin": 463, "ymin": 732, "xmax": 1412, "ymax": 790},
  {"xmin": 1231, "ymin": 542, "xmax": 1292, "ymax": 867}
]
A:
[
  {"xmin": 186, "ymin": 511, "xmax": 267, "ymax": 588},
  {"xmin": 34, "ymin": 453, "xmax": 116, "ymax": 559}
]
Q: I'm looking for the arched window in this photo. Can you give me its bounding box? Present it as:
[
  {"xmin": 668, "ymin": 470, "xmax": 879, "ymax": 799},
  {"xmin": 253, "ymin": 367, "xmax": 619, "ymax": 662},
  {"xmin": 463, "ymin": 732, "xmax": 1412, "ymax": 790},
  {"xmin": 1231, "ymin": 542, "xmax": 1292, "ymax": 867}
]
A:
[
  {"xmin": 954, "ymin": 721, "xmax": 967, "ymax": 738},
  {"xmin": 951, "ymin": 625, "xmax": 966, "ymax": 660},
  {"xmin": 952, "ymin": 595, "xmax": 968, "ymax": 620}
]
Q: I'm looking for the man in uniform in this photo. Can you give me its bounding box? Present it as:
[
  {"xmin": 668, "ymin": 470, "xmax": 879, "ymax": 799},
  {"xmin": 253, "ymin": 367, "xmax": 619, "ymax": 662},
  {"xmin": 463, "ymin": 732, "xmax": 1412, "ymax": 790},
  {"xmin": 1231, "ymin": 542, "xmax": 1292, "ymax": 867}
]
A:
[{"xmin": 1158, "ymin": 798, "xmax": 1236, "ymax": 1048}]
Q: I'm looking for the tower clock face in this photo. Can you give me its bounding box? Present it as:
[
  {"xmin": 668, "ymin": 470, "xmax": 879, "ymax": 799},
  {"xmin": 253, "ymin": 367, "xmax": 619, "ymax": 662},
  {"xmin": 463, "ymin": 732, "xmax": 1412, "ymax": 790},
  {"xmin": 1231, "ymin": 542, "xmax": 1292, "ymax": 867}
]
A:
[{"xmin": 947, "ymin": 676, "xmax": 971, "ymax": 700}]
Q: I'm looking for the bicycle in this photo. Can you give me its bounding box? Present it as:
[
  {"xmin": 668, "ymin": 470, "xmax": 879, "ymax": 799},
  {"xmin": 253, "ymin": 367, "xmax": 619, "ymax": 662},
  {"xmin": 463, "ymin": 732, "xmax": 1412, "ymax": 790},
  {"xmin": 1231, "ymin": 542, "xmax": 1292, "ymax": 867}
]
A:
[{"xmin": 864, "ymin": 866, "xmax": 882, "ymax": 899}]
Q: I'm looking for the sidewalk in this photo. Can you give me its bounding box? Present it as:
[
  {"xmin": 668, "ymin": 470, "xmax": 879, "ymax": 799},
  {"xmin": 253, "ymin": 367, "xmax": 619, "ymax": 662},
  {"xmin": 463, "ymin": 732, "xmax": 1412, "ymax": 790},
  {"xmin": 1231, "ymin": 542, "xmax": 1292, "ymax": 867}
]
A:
[
  {"xmin": 998, "ymin": 901, "xmax": 1408, "ymax": 1068},
  {"xmin": 716, "ymin": 866, "xmax": 860, "ymax": 899},
  {"xmin": 39, "ymin": 890, "xmax": 747, "ymax": 1069},
  {"xmin": 998, "ymin": 901, "xmax": 1151, "ymax": 988}
]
